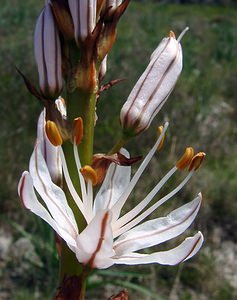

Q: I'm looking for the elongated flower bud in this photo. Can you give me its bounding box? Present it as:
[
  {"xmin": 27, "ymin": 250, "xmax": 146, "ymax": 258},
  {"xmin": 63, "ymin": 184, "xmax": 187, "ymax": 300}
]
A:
[
  {"xmin": 68, "ymin": 0, "xmax": 96, "ymax": 44},
  {"xmin": 120, "ymin": 30, "xmax": 185, "ymax": 136},
  {"xmin": 34, "ymin": 4, "xmax": 63, "ymax": 98}
]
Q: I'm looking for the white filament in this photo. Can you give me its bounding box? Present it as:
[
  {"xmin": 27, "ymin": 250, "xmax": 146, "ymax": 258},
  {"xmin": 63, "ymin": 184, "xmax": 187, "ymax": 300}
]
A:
[
  {"xmin": 113, "ymin": 171, "xmax": 194, "ymax": 238},
  {"xmin": 59, "ymin": 147, "xmax": 85, "ymax": 216},
  {"xmin": 177, "ymin": 27, "xmax": 189, "ymax": 43},
  {"xmin": 113, "ymin": 166, "xmax": 178, "ymax": 231},
  {"xmin": 111, "ymin": 122, "xmax": 169, "ymax": 221}
]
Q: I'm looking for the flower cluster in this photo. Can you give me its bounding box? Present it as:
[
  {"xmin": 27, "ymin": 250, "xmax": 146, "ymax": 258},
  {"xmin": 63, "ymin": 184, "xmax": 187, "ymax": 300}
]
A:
[{"xmin": 18, "ymin": 0, "xmax": 205, "ymax": 291}]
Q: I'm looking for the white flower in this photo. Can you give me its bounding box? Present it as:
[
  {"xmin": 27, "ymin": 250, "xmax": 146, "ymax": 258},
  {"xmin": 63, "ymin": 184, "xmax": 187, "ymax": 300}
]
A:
[{"xmin": 18, "ymin": 122, "xmax": 203, "ymax": 269}]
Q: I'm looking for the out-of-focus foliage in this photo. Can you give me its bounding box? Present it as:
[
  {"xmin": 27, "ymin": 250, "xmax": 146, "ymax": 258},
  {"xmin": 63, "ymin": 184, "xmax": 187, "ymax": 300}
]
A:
[{"xmin": 0, "ymin": 1, "xmax": 237, "ymax": 299}]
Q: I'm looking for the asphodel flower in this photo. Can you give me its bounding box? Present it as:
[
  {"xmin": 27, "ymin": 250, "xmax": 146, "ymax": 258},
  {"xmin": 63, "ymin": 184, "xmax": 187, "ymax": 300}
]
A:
[
  {"xmin": 68, "ymin": 0, "xmax": 97, "ymax": 44},
  {"xmin": 18, "ymin": 121, "xmax": 204, "ymax": 269},
  {"xmin": 120, "ymin": 28, "xmax": 188, "ymax": 136},
  {"xmin": 34, "ymin": 3, "xmax": 63, "ymax": 98}
]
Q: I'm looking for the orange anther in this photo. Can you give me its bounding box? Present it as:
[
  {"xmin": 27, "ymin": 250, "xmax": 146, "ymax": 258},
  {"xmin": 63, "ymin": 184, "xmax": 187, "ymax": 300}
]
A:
[
  {"xmin": 176, "ymin": 147, "xmax": 194, "ymax": 170},
  {"xmin": 45, "ymin": 121, "xmax": 62, "ymax": 146},
  {"xmin": 157, "ymin": 126, "xmax": 165, "ymax": 151},
  {"xmin": 188, "ymin": 152, "xmax": 206, "ymax": 171},
  {"xmin": 80, "ymin": 165, "xmax": 98, "ymax": 186},
  {"xmin": 169, "ymin": 30, "xmax": 176, "ymax": 39},
  {"xmin": 72, "ymin": 117, "xmax": 83, "ymax": 145}
]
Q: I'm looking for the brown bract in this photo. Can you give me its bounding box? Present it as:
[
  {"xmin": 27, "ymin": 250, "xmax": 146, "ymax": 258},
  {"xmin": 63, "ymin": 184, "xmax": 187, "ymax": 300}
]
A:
[{"xmin": 92, "ymin": 152, "xmax": 142, "ymax": 185}]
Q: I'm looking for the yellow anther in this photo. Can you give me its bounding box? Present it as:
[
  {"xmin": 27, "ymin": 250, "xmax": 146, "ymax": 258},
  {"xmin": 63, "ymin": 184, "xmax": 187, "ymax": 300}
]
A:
[
  {"xmin": 157, "ymin": 126, "xmax": 165, "ymax": 151},
  {"xmin": 80, "ymin": 165, "xmax": 98, "ymax": 186},
  {"xmin": 45, "ymin": 121, "xmax": 62, "ymax": 146},
  {"xmin": 176, "ymin": 147, "xmax": 194, "ymax": 170},
  {"xmin": 169, "ymin": 30, "xmax": 176, "ymax": 39},
  {"xmin": 72, "ymin": 117, "xmax": 83, "ymax": 145},
  {"xmin": 188, "ymin": 152, "xmax": 206, "ymax": 171}
]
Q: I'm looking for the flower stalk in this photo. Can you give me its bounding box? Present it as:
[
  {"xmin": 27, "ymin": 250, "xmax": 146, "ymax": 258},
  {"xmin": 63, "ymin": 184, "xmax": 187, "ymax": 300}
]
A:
[{"xmin": 18, "ymin": 1, "xmax": 205, "ymax": 299}]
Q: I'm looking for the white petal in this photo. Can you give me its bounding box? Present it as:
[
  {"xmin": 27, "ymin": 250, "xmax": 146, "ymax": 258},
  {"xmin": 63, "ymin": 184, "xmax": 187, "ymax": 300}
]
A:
[
  {"xmin": 18, "ymin": 171, "xmax": 77, "ymax": 249},
  {"xmin": 114, "ymin": 195, "xmax": 202, "ymax": 255},
  {"xmin": 113, "ymin": 232, "xmax": 204, "ymax": 265},
  {"xmin": 94, "ymin": 149, "xmax": 131, "ymax": 214},
  {"xmin": 76, "ymin": 210, "xmax": 115, "ymax": 269},
  {"xmin": 29, "ymin": 144, "xmax": 78, "ymax": 236}
]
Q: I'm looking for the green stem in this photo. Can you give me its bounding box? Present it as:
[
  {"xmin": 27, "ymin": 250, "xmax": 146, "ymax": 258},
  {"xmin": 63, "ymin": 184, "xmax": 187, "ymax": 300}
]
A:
[
  {"xmin": 59, "ymin": 89, "xmax": 97, "ymax": 284},
  {"xmin": 67, "ymin": 90, "xmax": 97, "ymax": 165},
  {"xmin": 108, "ymin": 135, "xmax": 128, "ymax": 155}
]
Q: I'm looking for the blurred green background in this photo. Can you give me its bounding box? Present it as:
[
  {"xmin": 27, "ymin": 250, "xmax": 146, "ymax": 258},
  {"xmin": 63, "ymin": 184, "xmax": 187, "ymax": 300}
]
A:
[{"xmin": 1, "ymin": 0, "xmax": 237, "ymax": 299}]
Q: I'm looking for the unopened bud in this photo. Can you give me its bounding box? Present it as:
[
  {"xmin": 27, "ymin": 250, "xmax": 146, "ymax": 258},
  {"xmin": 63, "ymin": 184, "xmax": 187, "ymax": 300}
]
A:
[
  {"xmin": 97, "ymin": 0, "xmax": 129, "ymax": 60},
  {"xmin": 189, "ymin": 152, "xmax": 206, "ymax": 171},
  {"xmin": 68, "ymin": 0, "xmax": 96, "ymax": 44},
  {"xmin": 34, "ymin": 4, "xmax": 63, "ymax": 98},
  {"xmin": 157, "ymin": 126, "xmax": 165, "ymax": 151},
  {"xmin": 176, "ymin": 147, "xmax": 194, "ymax": 170},
  {"xmin": 80, "ymin": 165, "xmax": 98, "ymax": 186},
  {"xmin": 45, "ymin": 120, "xmax": 62, "ymax": 146},
  {"xmin": 72, "ymin": 117, "xmax": 83, "ymax": 145},
  {"xmin": 120, "ymin": 30, "xmax": 184, "ymax": 136}
]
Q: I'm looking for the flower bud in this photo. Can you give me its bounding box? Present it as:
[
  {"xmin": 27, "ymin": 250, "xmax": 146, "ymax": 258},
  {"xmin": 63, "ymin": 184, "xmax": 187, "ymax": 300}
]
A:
[
  {"xmin": 68, "ymin": 0, "xmax": 96, "ymax": 44},
  {"xmin": 34, "ymin": 4, "xmax": 63, "ymax": 98},
  {"xmin": 120, "ymin": 30, "xmax": 184, "ymax": 136}
]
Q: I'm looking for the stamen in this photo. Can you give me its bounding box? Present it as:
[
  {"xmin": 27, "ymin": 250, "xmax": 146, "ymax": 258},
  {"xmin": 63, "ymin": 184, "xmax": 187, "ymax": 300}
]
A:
[
  {"xmin": 113, "ymin": 166, "xmax": 177, "ymax": 231},
  {"xmin": 111, "ymin": 122, "xmax": 169, "ymax": 221},
  {"xmin": 177, "ymin": 27, "xmax": 189, "ymax": 42},
  {"xmin": 72, "ymin": 117, "xmax": 83, "ymax": 145},
  {"xmin": 80, "ymin": 165, "xmax": 98, "ymax": 186},
  {"xmin": 73, "ymin": 143, "xmax": 88, "ymax": 206},
  {"xmin": 58, "ymin": 147, "xmax": 85, "ymax": 215},
  {"xmin": 157, "ymin": 126, "xmax": 165, "ymax": 151},
  {"xmin": 169, "ymin": 30, "xmax": 176, "ymax": 39},
  {"xmin": 113, "ymin": 171, "xmax": 194, "ymax": 238},
  {"xmin": 45, "ymin": 121, "xmax": 62, "ymax": 146},
  {"xmin": 176, "ymin": 147, "xmax": 194, "ymax": 170},
  {"xmin": 86, "ymin": 180, "xmax": 94, "ymax": 223},
  {"xmin": 189, "ymin": 152, "xmax": 206, "ymax": 171}
]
